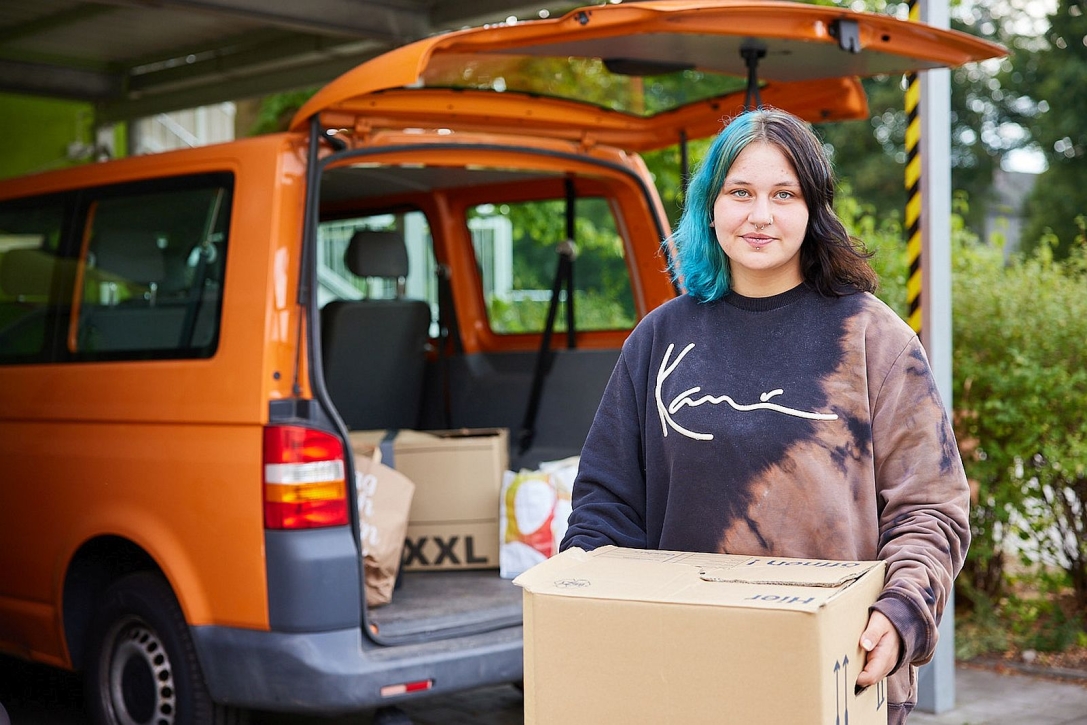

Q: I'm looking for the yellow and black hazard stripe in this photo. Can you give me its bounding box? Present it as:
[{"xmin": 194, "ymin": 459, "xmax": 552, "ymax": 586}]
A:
[{"xmin": 904, "ymin": 1, "xmax": 922, "ymax": 334}]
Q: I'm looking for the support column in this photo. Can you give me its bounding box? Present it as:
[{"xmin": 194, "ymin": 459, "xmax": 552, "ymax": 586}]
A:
[{"xmin": 914, "ymin": 0, "xmax": 957, "ymax": 713}]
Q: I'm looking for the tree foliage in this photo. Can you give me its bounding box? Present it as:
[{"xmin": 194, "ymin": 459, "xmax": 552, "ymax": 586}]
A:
[
  {"xmin": 246, "ymin": 88, "xmax": 318, "ymax": 135},
  {"xmin": 818, "ymin": 0, "xmax": 1087, "ymax": 262},
  {"xmin": 1008, "ymin": 0, "xmax": 1087, "ymax": 257},
  {"xmin": 816, "ymin": 2, "xmax": 1017, "ymax": 240}
]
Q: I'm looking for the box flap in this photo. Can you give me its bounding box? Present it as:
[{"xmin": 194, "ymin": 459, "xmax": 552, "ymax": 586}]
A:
[
  {"xmin": 698, "ymin": 558, "xmax": 877, "ymax": 588},
  {"xmin": 350, "ymin": 428, "xmax": 506, "ymax": 452},
  {"xmin": 428, "ymin": 427, "xmax": 506, "ymax": 441},
  {"xmin": 349, "ymin": 429, "xmax": 440, "ymax": 450},
  {"xmin": 515, "ymin": 546, "xmax": 884, "ymax": 613}
]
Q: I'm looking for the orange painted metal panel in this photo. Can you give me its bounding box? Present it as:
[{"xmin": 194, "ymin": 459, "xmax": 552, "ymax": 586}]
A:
[{"xmin": 0, "ymin": 134, "xmax": 309, "ymax": 663}]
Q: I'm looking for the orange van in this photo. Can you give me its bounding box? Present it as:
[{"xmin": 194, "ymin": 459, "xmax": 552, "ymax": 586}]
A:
[{"xmin": 0, "ymin": 3, "xmax": 1001, "ymax": 722}]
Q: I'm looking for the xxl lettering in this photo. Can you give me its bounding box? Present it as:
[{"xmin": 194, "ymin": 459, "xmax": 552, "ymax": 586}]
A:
[
  {"xmin": 465, "ymin": 536, "xmax": 488, "ymax": 565},
  {"xmin": 402, "ymin": 535, "xmax": 491, "ymax": 566},
  {"xmin": 433, "ymin": 536, "xmax": 461, "ymax": 565},
  {"xmin": 402, "ymin": 537, "xmax": 430, "ymax": 566}
]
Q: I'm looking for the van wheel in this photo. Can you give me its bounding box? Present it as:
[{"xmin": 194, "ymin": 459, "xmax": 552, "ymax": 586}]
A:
[{"xmin": 84, "ymin": 571, "xmax": 247, "ymax": 725}]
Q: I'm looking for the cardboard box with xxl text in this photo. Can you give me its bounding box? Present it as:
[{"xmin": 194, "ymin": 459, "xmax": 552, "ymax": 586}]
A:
[
  {"xmin": 349, "ymin": 428, "xmax": 508, "ymax": 571},
  {"xmin": 514, "ymin": 546, "xmax": 888, "ymax": 725}
]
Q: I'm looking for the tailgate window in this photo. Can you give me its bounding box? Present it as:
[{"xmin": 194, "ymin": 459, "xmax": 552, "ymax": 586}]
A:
[{"xmin": 468, "ymin": 197, "xmax": 635, "ymax": 334}]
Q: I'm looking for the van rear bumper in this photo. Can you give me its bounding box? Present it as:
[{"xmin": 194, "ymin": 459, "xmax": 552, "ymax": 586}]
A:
[{"xmin": 191, "ymin": 624, "xmax": 523, "ymax": 715}]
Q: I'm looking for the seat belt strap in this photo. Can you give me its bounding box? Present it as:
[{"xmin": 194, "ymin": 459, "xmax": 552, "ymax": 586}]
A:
[{"xmin": 518, "ymin": 239, "xmax": 576, "ymax": 456}]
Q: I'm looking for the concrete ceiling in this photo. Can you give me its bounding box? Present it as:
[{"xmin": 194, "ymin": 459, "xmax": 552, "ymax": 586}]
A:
[{"xmin": 0, "ymin": 0, "xmax": 573, "ymax": 124}]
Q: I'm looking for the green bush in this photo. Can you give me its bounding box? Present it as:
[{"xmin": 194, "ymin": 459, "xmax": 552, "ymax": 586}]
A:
[
  {"xmin": 953, "ymin": 223, "xmax": 1087, "ymax": 615},
  {"xmin": 955, "ymin": 583, "xmax": 1086, "ymax": 659}
]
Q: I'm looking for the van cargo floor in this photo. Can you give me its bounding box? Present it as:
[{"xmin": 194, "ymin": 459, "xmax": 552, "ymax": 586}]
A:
[{"xmin": 367, "ymin": 570, "xmax": 523, "ymax": 641}]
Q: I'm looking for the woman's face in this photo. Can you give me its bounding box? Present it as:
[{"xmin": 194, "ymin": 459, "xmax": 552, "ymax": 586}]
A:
[{"xmin": 711, "ymin": 141, "xmax": 809, "ymax": 297}]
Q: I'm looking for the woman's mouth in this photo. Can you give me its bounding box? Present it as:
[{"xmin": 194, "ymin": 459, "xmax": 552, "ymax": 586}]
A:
[{"xmin": 743, "ymin": 234, "xmax": 773, "ymax": 249}]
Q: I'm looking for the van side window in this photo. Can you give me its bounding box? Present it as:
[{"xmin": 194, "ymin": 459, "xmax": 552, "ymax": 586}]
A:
[
  {"xmin": 0, "ymin": 198, "xmax": 70, "ymax": 362},
  {"xmin": 468, "ymin": 197, "xmax": 635, "ymax": 334},
  {"xmin": 75, "ymin": 176, "xmax": 232, "ymax": 360}
]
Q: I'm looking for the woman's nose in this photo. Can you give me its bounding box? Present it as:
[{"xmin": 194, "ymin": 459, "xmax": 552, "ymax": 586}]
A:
[{"xmin": 749, "ymin": 198, "xmax": 772, "ymax": 225}]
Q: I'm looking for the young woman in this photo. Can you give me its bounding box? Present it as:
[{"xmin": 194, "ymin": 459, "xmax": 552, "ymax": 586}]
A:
[{"xmin": 561, "ymin": 108, "xmax": 970, "ymax": 724}]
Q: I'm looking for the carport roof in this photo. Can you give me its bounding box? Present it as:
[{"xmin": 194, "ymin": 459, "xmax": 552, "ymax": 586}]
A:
[{"xmin": 0, "ymin": 0, "xmax": 570, "ymax": 124}]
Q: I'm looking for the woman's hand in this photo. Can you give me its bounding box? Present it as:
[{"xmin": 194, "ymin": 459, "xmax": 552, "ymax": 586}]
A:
[{"xmin": 856, "ymin": 610, "xmax": 902, "ymax": 689}]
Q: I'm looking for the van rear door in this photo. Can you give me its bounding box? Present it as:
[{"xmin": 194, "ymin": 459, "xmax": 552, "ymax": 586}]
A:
[{"xmin": 292, "ymin": 0, "xmax": 1004, "ymax": 148}]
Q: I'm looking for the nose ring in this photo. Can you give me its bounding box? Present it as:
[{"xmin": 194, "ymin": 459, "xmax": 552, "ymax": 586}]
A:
[{"xmin": 754, "ymin": 215, "xmax": 773, "ymax": 232}]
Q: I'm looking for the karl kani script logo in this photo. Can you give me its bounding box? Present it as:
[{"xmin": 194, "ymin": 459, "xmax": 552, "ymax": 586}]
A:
[{"xmin": 655, "ymin": 342, "xmax": 838, "ymax": 441}]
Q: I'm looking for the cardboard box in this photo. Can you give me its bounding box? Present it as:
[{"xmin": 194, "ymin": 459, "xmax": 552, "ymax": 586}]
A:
[
  {"xmin": 349, "ymin": 428, "xmax": 508, "ymax": 571},
  {"xmin": 514, "ymin": 546, "xmax": 888, "ymax": 725}
]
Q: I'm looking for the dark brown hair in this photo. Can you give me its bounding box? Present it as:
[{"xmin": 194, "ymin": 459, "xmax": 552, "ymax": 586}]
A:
[{"xmin": 672, "ymin": 108, "xmax": 878, "ymax": 300}]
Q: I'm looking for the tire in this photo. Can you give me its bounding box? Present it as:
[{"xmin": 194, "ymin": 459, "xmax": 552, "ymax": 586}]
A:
[{"xmin": 84, "ymin": 571, "xmax": 247, "ymax": 725}]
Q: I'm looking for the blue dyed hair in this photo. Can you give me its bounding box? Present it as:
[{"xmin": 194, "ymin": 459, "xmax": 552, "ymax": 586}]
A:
[{"xmin": 667, "ymin": 108, "xmax": 876, "ymax": 302}]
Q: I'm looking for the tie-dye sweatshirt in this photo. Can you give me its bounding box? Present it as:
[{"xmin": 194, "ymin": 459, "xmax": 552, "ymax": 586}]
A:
[{"xmin": 561, "ymin": 283, "xmax": 970, "ymax": 719}]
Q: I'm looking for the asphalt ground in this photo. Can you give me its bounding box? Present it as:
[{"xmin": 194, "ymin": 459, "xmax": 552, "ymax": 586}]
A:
[
  {"xmin": 0, "ymin": 653, "xmax": 525, "ymax": 725},
  {"xmin": 2, "ymin": 653, "xmax": 1086, "ymax": 724}
]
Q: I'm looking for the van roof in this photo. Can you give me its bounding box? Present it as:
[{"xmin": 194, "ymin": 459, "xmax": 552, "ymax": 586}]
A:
[{"xmin": 291, "ymin": 0, "xmax": 1005, "ymax": 150}]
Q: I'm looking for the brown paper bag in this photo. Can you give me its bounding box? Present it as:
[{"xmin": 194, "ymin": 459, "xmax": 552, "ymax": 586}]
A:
[{"xmin": 355, "ymin": 448, "xmax": 415, "ymax": 607}]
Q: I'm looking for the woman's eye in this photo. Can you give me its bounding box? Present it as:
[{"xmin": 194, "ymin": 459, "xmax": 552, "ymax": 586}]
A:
[
  {"xmin": 775, "ymin": 190, "xmax": 794, "ymax": 200},
  {"xmin": 731, "ymin": 189, "xmax": 750, "ymax": 198}
]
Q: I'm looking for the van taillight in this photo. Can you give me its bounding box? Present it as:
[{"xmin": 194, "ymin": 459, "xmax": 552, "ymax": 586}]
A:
[{"xmin": 263, "ymin": 425, "xmax": 349, "ymax": 529}]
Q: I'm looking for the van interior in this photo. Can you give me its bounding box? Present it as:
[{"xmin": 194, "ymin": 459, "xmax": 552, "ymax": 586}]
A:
[{"xmin": 314, "ymin": 155, "xmax": 645, "ymax": 641}]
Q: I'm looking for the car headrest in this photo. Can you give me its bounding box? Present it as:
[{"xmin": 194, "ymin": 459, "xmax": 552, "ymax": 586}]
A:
[{"xmin": 345, "ymin": 230, "xmax": 408, "ymax": 279}]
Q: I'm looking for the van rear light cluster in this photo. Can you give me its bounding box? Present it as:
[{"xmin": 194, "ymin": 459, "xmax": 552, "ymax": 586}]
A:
[
  {"xmin": 263, "ymin": 425, "xmax": 349, "ymax": 529},
  {"xmin": 380, "ymin": 679, "xmax": 434, "ymax": 698}
]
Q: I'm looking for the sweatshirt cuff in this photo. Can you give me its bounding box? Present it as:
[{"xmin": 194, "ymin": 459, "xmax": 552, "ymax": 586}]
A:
[{"xmin": 871, "ymin": 593, "xmax": 931, "ymax": 675}]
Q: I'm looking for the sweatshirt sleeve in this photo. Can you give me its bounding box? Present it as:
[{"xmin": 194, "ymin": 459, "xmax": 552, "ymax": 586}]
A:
[
  {"xmin": 560, "ymin": 348, "xmax": 650, "ymax": 552},
  {"xmin": 869, "ymin": 336, "xmax": 971, "ymax": 671}
]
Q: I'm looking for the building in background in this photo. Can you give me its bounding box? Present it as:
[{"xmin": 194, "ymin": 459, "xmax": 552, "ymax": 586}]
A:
[
  {"xmin": 129, "ymin": 103, "xmax": 236, "ymax": 155},
  {"xmin": 984, "ymin": 168, "xmax": 1038, "ymax": 260}
]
